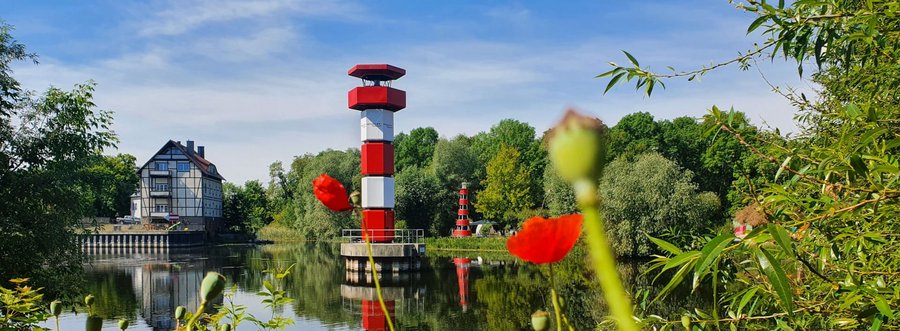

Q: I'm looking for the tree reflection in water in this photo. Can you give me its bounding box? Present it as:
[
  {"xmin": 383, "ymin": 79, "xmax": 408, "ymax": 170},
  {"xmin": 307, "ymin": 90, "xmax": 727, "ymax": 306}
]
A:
[{"xmin": 47, "ymin": 243, "xmax": 710, "ymax": 330}]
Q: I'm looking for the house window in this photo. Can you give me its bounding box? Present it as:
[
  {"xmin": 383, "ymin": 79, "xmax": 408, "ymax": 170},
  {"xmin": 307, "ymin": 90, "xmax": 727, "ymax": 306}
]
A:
[
  {"xmin": 208, "ymin": 164, "xmax": 216, "ymax": 174},
  {"xmin": 155, "ymin": 162, "xmax": 168, "ymax": 171},
  {"xmin": 154, "ymin": 204, "xmax": 169, "ymax": 213},
  {"xmin": 177, "ymin": 162, "xmax": 190, "ymax": 172},
  {"xmin": 153, "ymin": 183, "xmax": 169, "ymax": 191}
]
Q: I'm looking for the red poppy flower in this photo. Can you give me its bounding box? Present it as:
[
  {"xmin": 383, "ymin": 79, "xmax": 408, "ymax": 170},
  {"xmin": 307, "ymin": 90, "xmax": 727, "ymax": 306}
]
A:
[
  {"xmin": 313, "ymin": 174, "xmax": 353, "ymax": 212},
  {"xmin": 507, "ymin": 214, "xmax": 583, "ymax": 264}
]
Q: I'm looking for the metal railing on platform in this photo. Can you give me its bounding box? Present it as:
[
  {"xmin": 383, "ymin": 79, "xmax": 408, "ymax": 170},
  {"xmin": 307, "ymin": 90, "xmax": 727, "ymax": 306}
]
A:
[{"xmin": 341, "ymin": 229, "xmax": 425, "ymax": 244}]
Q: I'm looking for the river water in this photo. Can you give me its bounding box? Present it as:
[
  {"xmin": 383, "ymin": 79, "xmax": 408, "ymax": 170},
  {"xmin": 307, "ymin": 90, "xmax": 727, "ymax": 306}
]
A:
[{"xmin": 43, "ymin": 243, "xmax": 708, "ymax": 330}]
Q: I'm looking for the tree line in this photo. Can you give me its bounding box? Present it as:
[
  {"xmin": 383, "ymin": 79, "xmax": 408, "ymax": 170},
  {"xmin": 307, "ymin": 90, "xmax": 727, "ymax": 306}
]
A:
[{"xmin": 228, "ymin": 112, "xmax": 767, "ymax": 257}]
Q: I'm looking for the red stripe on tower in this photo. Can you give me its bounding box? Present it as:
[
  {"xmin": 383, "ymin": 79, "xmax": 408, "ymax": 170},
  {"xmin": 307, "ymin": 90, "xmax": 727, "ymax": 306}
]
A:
[{"xmin": 349, "ymin": 64, "xmax": 406, "ymax": 243}]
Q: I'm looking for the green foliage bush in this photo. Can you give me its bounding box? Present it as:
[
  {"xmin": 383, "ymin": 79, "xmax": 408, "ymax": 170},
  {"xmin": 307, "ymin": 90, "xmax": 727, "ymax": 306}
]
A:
[
  {"xmin": 395, "ymin": 165, "xmax": 446, "ymax": 236},
  {"xmin": 599, "ymin": 152, "xmax": 721, "ymax": 257}
]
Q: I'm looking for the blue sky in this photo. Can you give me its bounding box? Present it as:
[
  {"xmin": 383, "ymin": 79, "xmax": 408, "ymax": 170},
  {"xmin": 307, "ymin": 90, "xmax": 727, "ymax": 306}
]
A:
[{"xmin": 2, "ymin": 0, "xmax": 811, "ymax": 183}]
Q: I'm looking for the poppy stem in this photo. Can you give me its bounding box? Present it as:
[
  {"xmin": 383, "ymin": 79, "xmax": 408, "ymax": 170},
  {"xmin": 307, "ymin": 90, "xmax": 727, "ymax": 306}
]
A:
[
  {"xmin": 581, "ymin": 206, "xmax": 638, "ymax": 331},
  {"xmin": 549, "ymin": 265, "xmax": 563, "ymax": 331},
  {"xmin": 358, "ymin": 208, "xmax": 395, "ymax": 331}
]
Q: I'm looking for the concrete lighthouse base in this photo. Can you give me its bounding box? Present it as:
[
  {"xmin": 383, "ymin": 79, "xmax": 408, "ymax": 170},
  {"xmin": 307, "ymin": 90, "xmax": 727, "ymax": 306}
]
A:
[{"xmin": 341, "ymin": 242, "xmax": 426, "ymax": 273}]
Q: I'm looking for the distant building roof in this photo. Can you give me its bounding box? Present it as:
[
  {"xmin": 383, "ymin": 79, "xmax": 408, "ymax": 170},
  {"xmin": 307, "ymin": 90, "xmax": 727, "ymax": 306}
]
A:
[{"xmin": 138, "ymin": 140, "xmax": 225, "ymax": 181}]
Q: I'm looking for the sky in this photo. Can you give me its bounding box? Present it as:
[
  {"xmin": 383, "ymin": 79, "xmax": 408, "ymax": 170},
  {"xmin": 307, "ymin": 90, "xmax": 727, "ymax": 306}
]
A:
[{"xmin": 1, "ymin": 0, "xmax": 814, "ymax": 183}]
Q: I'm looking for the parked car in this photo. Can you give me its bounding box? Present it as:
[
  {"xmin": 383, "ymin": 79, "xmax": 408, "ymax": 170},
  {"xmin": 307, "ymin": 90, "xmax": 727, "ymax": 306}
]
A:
[{"xmin": 115, "ymin": 216, "xmax": 139, "ymax": 224}]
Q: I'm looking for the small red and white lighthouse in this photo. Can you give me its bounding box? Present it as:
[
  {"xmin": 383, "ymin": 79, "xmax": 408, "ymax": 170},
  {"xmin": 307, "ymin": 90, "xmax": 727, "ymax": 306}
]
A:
[
  {"xmin": 349, "ymin": 64, "xmax": 406, "ymax": 243},
  {"xmin": 452, "ymin": 182, "xmax": 472, "ymax": 237}
]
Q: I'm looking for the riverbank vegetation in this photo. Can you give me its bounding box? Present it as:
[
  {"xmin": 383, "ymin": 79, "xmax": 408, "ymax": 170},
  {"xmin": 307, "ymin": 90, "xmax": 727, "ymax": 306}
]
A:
[
  {"xmin": 596, "ymin": 1, "xmax": 900, "ymax": 329},
  {"xmin": 425, "ymin": 237, "xmax": 507, "ymax": 252}
]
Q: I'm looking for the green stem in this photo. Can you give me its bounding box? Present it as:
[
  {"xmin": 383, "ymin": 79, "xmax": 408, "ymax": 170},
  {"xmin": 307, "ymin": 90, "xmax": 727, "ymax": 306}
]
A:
[
  {"xmin": 581, "ymin": 206, "xmax": 638, "ymax": 331},
  {"xmin": 549, "ymin": 265, "xmax": 562, "ymax": 331},
  {"xmin": 185, "ymin": 300, "xmax": 208, "ymax": 331},
  {"xmin": 55, "ymin": 316, "xmax": 59, "ymax": 331},
  {"xmin": 360, "ymin": 209, "xmax": 395, "ymax": 331}
]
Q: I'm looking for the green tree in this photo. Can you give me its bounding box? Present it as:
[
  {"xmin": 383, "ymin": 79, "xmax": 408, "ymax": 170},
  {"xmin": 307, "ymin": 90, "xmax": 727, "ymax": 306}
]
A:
[
  {"xmin": 475, "ymin": 145, "xmax": 534, "ymax": 229},
  {"xmin": 431, "ymin": 135, "xmax": 480, "ymax": 187},
  {"xmin": 599, "ymin": 152, "xmax": 720, "ymax": 257},
  {"xmin": 0, "ymin": 81, "xmax": 116, "ymax": 291},
  {"xmin": 543, "ymin": 162, "xmax": 577, "ymax": 216},
  {"xmin": 223, "ymin": 180, "xmax": 271, "ymax": 234},
  {"xmin": 395, "ymin": 165, "xmax": 445, "ymax": 235},
  {"xmin": 84, "ymin": 154, "xmax": 139, "ymax": 217},
  {"xmin": 472, "ymin": 119, "xmax": 546, "ymax": 207},
  {"xmin": 294, "ymin": 149, "xmax": 360, "ymax": 238},
  {"xmin": 658, "ymin": 116, "xmax": 704, "ymax": 174},
  {"xmin": 394, "ymin": 127, "xmax": 439, "ymax": 172},
  {"xmin": 608, "ymin": 112, "xmax": 661, "ymax": 160},
  {"xmin": 0, "ymin": 21, "xmax": 34, "ymax": 116}
]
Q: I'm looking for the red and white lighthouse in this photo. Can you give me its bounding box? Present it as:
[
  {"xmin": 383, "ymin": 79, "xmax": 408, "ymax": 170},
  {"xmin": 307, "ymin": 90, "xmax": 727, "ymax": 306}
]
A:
[
  {"xmin": 452, "ymin": 182, "xmax": 472, "ymax": 237},
  {"xmin": 349, "ymin": 64, "xmax": 406, "ymax": 243}
]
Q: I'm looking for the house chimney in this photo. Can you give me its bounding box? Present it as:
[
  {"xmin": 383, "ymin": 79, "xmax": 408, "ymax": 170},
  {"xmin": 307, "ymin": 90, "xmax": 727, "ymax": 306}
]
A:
[
  {"xmin": 197, "ymin": 146, "xmax": 205, "ymax": 158},
  {"xmin": 186, "ymin": 140, "xmax": 195, "ymax": 153}
]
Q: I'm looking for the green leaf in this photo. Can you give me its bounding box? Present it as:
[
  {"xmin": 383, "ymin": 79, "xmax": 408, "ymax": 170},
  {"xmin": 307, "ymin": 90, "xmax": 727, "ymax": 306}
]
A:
[
  {"xmin": 747, "ymin": 16, "xmax": 769, "ymax": 34},
  {"xmin": 653, "ymin": 262, "xmax": 692, "ymax": 303},
  {"xmin": 604, "ymin": 72, "xmax": 625, "ymax": 94},
  {"xmin": 769, "ymin": 224, "xmax": 794, "ymax": 256},
  {"xmin": 648, "ymin": 234, "xmax": 683, "ymax": 255},
  {"xmin": 850, "ymin": 155, "xmax": 868, "ymax": 176},
  {"xmin": 756, "ymin": 247, "xmax": 794, "ymax": 314},
  {"xmin": 623, "ymin": 50, "xmax": 640, "ymax": 67},
  {"xmin": 814, "ymin": 32, "xmax": 825, "ymax": 68},
  {"xmin": 737, "ymin": 287, "xmax": 759, "ymax": 315},
  {"xmin": 775, "ymin": 156, "xmax": 792, "ymax": 182},
  {"xmin": 871, "ymin": 314, "xmax": 884, "ymax": 331},
  {"xmin": 692, "ymin": 233, "xmax": 733, "ymax": 290},
  {"xmin": 664, "ymin": 251, "xmax": 701, "ymax": 272},
  {"xmin": 595, "ymin": 67, "xmax": 620, "ymax": 78},
  {"xmin": 874, "ymin": 296, "xmax": 894, "ymax": 319},
  {"xmin": 846, "ymin": 103, "xmax": 862, "ymax": 118}
]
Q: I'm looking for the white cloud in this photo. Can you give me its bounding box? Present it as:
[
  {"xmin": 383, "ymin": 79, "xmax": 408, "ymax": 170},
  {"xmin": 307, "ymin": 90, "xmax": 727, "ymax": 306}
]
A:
[{"xmin": 137, "ymin": 0, "xmax": 360, "ymax": 36}]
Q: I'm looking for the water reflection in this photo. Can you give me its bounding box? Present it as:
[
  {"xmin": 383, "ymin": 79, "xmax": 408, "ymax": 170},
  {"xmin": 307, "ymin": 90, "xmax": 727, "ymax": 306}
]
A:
[
  {"xmin": 341, "ymin": 267, "xmax": 426, "ymax": 330},
  {"xmin": 453, "ymin": 257, "xmax": 471, "ymax": 312},
  {"xmin": 45, "ymin": 243, "xmax": 710, "ymax": 330}
]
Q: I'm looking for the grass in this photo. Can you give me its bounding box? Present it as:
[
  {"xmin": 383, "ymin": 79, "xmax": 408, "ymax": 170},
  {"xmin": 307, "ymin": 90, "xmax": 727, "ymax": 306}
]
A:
[
  {"xmin": 258, "ymin": 222, "xmax": 307, "ymax": 243},
  {"xmin": 425, "ymin": 236, "xmax": 508, "ymax": 251}
]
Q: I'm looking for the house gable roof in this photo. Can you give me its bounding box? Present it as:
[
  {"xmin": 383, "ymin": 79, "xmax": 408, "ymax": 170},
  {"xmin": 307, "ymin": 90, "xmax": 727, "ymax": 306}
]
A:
[{"xmin": 137, "ymin": 140, "xmax": 225, "ymax": 181}]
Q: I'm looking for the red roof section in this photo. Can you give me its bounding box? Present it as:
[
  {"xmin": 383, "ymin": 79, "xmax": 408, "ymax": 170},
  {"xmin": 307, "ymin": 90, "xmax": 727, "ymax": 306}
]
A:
[
  {"xmin": 137, "ymin": 140, "xmax": 225, "ymax": 181},
  {"xmin": 348, "ymin": 64, "xmax": 406, "ymax": 80}
]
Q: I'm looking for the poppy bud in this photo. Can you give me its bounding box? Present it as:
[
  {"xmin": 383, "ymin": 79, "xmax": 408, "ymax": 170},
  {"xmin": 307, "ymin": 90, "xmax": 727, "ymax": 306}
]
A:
[
  {"xmin": 531, "ymin": 310, "xmax": 550, "ymax": 331},
  {"xmin": 50, "ymin": 300, "xmax": 62, "ymax": 317},
  {"xmin": 175, "ymin": 305, "xmax": 186, "ymax": 320},
  {"xmin": 681, "ymin": 315, "xmax": 691, "ymax": 329},
  {"xmin": 86, "ymin": 316, "xmax": 103, "ymax": 331},
  {"xmin": 200, "ymin": 272, "xmax": 226, "ymax": 302},
  {"xmin": 219, "ymin": 324, "xmax": 233, "ymax": 331},
  {"xmin": 84, "ymin": 294, "xmax": 95, "ymax": 307},
  {"xmin": 546, "ymin": 109, "xmax": 608, "ymax": 183},
  {"xmin": 118, "ymin": 319, "xmax": 129, "ymax": 330}
]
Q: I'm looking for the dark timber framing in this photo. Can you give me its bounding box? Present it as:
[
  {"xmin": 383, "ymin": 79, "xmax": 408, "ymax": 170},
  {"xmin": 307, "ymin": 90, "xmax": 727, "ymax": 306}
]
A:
[{"xmin": 136, "ymin": 140, "xmax": 224, "ymax": 234}]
